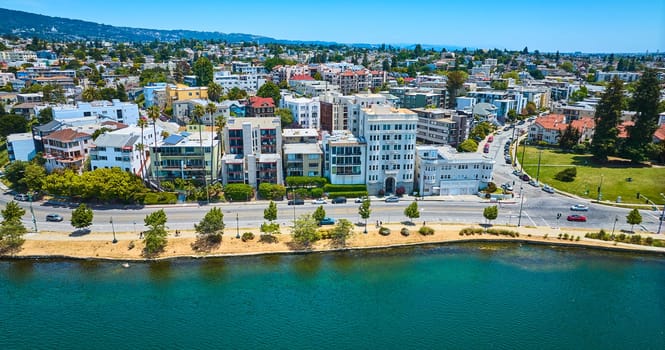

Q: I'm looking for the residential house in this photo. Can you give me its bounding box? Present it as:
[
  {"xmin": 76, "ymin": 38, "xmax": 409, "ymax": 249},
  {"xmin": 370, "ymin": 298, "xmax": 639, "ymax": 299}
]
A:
[
  {"xmin": 90, "ymin": 125, "xmax": 163, "ymax": 178},
  {"xmin": 151, "ymin": 125, "xmax": 220, "ymax": 183},
  {"xmin": 246, "ymin": 96, "xmax": 275, "ymax": 118},
  {"xmin": 42, "ymin": 128, "xmax": 93, "ymax": 172},
  {"xmin": 165, "ymin": 84, "xmax": 208, "ymax": 107},
  {"xmin": 322, "ymin": 130, "xmax": 366, "ymax": 185},
  {"xmin": 528, "ymin": 114, "xmax": 595, "ymax": 145},
  {"xmin": 51, "ymin": 100, "xmax": 139, "ymax": 125},
  {"xmin": 6, "ymin": 132, "xmax": 36, "ymax": 162}
]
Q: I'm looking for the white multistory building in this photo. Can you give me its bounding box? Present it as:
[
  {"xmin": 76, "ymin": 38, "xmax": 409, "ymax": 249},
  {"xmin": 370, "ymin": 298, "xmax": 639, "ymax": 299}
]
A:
[
  {"xmin": 360, "ymin": 105, "xmax": 418, "ymax": 195},
  {"xmin": 415, "ymin": 145, "xmax": 494, "ymax": 196},
  {"xmin": 89, "ymin": 125, "xmax": 164, "ymax": 178},
  {"xmin": 213, "ymin": 71, "xmax": 266, "ymax": 93},
  {"xmin": 51, "ymin": 100, "xmax": 140, "ymax": 125},
  {"xmin": 280, "ymin": 94, "xmax": 320, "ymax": 129}
]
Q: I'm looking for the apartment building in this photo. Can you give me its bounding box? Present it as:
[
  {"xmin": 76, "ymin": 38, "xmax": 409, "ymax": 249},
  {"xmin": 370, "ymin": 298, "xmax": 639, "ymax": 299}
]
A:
[
  {"xmin": 322, "ymin": 130, "xmax": 366, "ymax": 185},
  {"xmin": 280, "ymin": 94, "xmax": 320, "ymax": 129},
  {"xmin": 0, "ymin": 50, "xmax": 37, "ymax": 62},
  {"xmin": 90, "ymin": 125, "xmax": 163, "ymax": 178},
  {"xmin": 213, "ymin": 70, "xmax": 266, "ymax": 93},
  {"xmin": 595, "ymin": 71, "xmax": 640, "ymax": 82},
  {"xmin": 411, "ymin": 108, "xmax": 470, "ymax": 146},
  {"xmin": 6, "ymin": 132, "xmax": 36, "ymax": 163},
  {"xmin": 151, "ymin": 125, "xmax": 220, "ymax": 183},
  {"xmin": 42, "ymin": 128, "xmax": 93, "ymax": 173},
  {"xmin": 415, "ymin": 145, "xmax": 495, "ymax": 196},
  {"xmin": 360, "ymin": 105, "xmax": 418, "ymax": 195},
  {"xmin": 221, "ymin": 117, "xmax": 283, "ymax": 188},
  {"xmin": 283, "ymin": 129, "xmax": 321, "ymax": 178},
  {"xmin": 165, "ymin": 84, "xmax": 208, "ymax": 107}
]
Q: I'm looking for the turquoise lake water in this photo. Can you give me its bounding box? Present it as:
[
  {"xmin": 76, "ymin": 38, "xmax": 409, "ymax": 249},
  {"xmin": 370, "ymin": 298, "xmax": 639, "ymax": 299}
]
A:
[{"xmin": 1, "ymin": 243, "xmax": 664, "ymax": 349}]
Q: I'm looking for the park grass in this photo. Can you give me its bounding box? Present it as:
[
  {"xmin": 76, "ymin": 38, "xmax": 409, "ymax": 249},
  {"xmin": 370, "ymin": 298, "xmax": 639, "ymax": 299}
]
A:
[{"xmin": 518, "ymin": 146, "xmax": 665, "ymax": 205}]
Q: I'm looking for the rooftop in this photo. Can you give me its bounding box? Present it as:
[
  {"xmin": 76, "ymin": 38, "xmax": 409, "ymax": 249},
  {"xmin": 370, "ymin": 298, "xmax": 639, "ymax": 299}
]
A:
[
  {"xmin": 44, "ymin": 128, "xmax": 91, "ymax": 142},
  {"xmin": 283, "ymin": 143, "xmax": 322, "ymax": 155}
]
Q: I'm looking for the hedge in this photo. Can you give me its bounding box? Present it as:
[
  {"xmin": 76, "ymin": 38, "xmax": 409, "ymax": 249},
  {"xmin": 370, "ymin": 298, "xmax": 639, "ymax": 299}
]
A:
[
  {"xmin": 139, "ymin": 192, "xmax": 178, "ymax": 205},
  {"xmin": 323, "ymin": 184, "xmax": 367, "ymax": 193},
  {"xmin": 224, "ymin": 183, "xmax": 254, "ymax": 201},
  {"xmin": 285, "ymin": 176, "xmax": 327, "ymax": 188},
  {"xmin": 325, "ymin": 191, "xmax": 368, "ymax": 199}
]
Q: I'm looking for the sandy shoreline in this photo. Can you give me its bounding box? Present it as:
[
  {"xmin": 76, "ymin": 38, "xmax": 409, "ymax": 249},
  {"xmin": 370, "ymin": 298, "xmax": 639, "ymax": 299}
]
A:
[{"xmin": 2, "ymin": 223, "xmax": 664, "ymax": 261}]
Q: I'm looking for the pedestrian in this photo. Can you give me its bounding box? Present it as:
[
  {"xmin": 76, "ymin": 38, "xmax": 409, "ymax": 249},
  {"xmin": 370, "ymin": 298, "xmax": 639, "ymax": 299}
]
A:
[
  {"xmin": 423, "ymin": 221, "xmax": 426, "ymax": 226},
  {"xmin": 379, "ymin": 221, "xmax": 383, "ymax": 226}
]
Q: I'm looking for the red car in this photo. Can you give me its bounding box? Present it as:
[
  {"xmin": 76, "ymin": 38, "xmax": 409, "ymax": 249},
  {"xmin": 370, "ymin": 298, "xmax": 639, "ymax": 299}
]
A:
[{"xmin": 567, "ymin": 215, "xmax": 587, "ymax": 222}]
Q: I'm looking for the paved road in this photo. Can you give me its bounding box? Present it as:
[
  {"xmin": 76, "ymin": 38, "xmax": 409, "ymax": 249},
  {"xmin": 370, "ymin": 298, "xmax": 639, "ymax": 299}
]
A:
[{"xmin": 3, "ymin": 121, "xmax": 663, "ymax": 236}]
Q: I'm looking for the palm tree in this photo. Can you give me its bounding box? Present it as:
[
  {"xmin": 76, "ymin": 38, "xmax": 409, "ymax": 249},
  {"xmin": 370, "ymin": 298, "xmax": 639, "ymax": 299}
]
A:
[
  {"xmin": 215, "ymin": 114, "xmax": 227, "ymax": 163},
  {"xmin": 192, "ymin": 104, "xmax": 209, "ymax": 203},
  {"xmin": 137, "ymin": 116, "xmax": 149, "ymax": 183},
  {"xmin": 147, "ymin": 105, "xmax": 161, "ymax": 188},
  {"xmin": 205, "ymin": 102, "xmax": 217, "ymax": 185}
]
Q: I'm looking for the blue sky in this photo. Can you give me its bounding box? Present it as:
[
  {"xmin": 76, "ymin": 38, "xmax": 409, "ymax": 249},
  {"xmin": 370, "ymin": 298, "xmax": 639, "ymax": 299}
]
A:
[{"xmin": 2, "ymin": 0, "xmax": 664, "ymax": 52}]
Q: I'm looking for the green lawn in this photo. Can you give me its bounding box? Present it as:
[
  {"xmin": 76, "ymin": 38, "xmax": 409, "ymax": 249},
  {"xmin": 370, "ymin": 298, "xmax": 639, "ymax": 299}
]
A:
[{"xmin": 518, "ymin": 146, "xmax": 665, "ymax": 205}]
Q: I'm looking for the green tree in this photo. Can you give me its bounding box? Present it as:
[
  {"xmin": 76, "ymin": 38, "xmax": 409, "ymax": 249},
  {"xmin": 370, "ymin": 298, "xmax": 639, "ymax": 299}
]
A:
[
  {"xmin": 570, "ymin": 86, "xmax": 588, "ymax": 102},
  {"xmin": 193, "ymin": 56, "xmax": 213, "ymax": 86},
  {"xmin": 560, "ymin": 61, "xmax": 574, "ymax": 73},
  {"xmin": 330, "ymin": 218, "xmax": 353, "ymax": 246},
  {"xmin": 257, "ymin": 80, "xmax": 281, "ymax": 105},
  {"xmin": 195, "ymin": 207, "xmax": 225, "ymax": 240},
  {"xmin": 404, "ymin": 201, "xmax": 420, "ymax": 224},
  {"xmin": 207, "ymin": 82, "xmax": 222, "ymax": 102},
  {"xmin": 312, "ymin": 205, "xmax": 326, "ymax": 222},
  {"xmin": 223, "ymin": 183, "xmax": 253, "ymax": 201},
  {"xmin": 457, "ymin": 139, "xmax": 478, "ymax": 153},
  {"xmin": 558, "ymin": 123, "xmax": 581, "ymax": 150},
  {"xmin": 590, "ymin": 77, "xmax": 623, "ymax": 162},
  {"xmin": 71, "ymin": 203, "xmax": 93, "ymax": 230},
  {"xmin": 143, "ymin": 209, "xmax": 168, "ymax": 255},
  {"xmin": 313, "ymin": 72, "xmax": 323, "ymax": 81},
  {"xmin": 260, "ymin": 200, "xmax": 280, "ymax": 236},
  {"xmin": 358, "ymin": 199, "xmax": 371, "ymax": 232},
  {"xmin": 276, "ymin": 108, "xmax": 293, "ymax": 128},
  {"xmin": 490, "ymin": 80, "xmax": 508, "ymax": 90},
  {"xmin": 625, "ymin": 69, "xmax": 661, "ymax": 162},
  {"xmin": 0, "ymin": 201, "xmax": 27, "ymax": 251},
  {"xmin": 483, "ymin": 205, "xmax": 498, "ymax": 226},
  {"xmin": 626, "ymin": 208, "xmax": 642, "ymax": 232},
  {"xmin": 226, "ymin": 87, "xmax": 248, "ymax": 100},
  {"xmin": 38, "ymin": 107, "xmax": 53, "ymax": 124},
  {"xmin": 0, "ymin": 114, "xmax": 29, "ymax": 137},
  {"xmin": 446, "ymin": 70, "xmax": 467, "ymax": 108},
  {"xmin": 525, "ymin": 101, "xmax": 537, "ymax": 115},
  {"xmin": 291, "ymin": 214, "xmax": 321, "ymax": 247}
]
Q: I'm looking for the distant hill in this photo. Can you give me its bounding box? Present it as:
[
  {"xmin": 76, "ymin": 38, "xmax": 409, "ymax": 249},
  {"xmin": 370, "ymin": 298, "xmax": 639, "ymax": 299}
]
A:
[{"xmin": 0, "ymin": 7, "xmax": 337, "ymax": 45}]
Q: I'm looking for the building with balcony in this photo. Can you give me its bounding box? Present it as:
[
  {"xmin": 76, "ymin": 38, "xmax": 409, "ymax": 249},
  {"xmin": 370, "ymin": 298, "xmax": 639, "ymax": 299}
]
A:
[
  {"xmin": 360, "ymin": 105, "xmax": 418, "ymax": 195},
  {"xmin": 282, "ymin": 128, "xmax": 319, "ymax": 144},
  {"xmin": 411, "ymin": 108, "xmax": 470, "ymax": 146},
  {"xmin": 42, "ymin": 128, "xmax": 93, "ymax": 173},
  {"xmin": 283, "ymin": 143, "xmax": 323, "ymax": 177},
  {"xmin": 415, "ymin": 145, "xmax": 495, "ymax": 196},
  {"xmin": 90, "ymin": 125, "xmax": 163, "ymax": 178},
  {"xmin": 221, "ymin": 117, "xmax": 283, "ymax": 188},
  {"xmin": 246, "ymin": 96, "xmax": 275, "ymax": 118},
  {"xmin": 280, "ymin": 94, "xmax": 319, "ymax": 129},
  {"xmin": 322, "ymin": 130, "xmax": 366, "ymax": 185},
  {"xmin": 165, "ymin": 84, "xmax": 208, "ymax": 107},
  {"xmin": 151, "ymin": 125, "xmax": 220, "ymax": 183},
  {"xmin": 213, "ymin": 70, "xmax": 266, "ymax": 93}
]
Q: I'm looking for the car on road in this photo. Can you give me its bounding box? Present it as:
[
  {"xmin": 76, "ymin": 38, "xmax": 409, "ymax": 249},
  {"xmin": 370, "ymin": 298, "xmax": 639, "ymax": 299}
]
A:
[
  {"xmin": 542, "ymin": 185, "xmax": 555, "ymax": 194},
  {"xmin": 46, "ymin": 214, "xmax": 63, "ymax": 222},
  {"xmin": 14, "ymin": 193, "xmax": 29, "ymax": 201},
  {"xmin": 319, "ymin": 217, "xmax": 335, "ymax": 225},
  {"xmin": 384, "ymin": 196, "xmax": 400, "ymax": 203},
  {"xmin": 331, "ymin": 196, "xmax": 347, "ymax": 204},
  {"xmin": 354, "ymin": 196, "xmax": 368, "ymax": 203},
  {"xmin": 501, "ymin": 183, "xmax": 513, "ymax": 192},
  {"xmin": 528, "ymin": 179, "xmax": 539, "ymax": 187},
  {"xmin": 287, "ymin": 198, "xmax": 304, "ymax": 205},
  {"xmin": 512, "ymin": 170, "xmax": 523, "ymax": 177},
  {"xmin": 311, "ymin": 198, "xmax": 327, "ymax": 204},
  {"xmin": 567, "ymin": 214, "xmax": 587, "ymax": 222},
  {"xmin": 505, "ymin": 157, "xmax": 512, "ymax": 164},
  {"xmin": 570, "ymin": 204, "xmax": 589, "ymax": 211},
  {"xmin": 521, "ymin": 174, "xmax": 530, "ymax": 181}
]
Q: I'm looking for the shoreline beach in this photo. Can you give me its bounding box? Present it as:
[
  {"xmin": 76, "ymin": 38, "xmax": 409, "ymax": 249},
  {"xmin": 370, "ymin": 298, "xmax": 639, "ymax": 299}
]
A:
[{"xmin": 3, "ymin": 223, "xmax": 664, "ymax": 261}]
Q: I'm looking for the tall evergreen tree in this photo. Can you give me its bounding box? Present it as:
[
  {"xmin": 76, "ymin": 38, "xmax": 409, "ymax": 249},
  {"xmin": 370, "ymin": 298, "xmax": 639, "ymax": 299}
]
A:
[
  {"xmin": 625, "ymin": 69, "xmax": 661, "ymax": 162},
  {"xmin": 590, "ymin": 77, "xmax": 624, "ymax": 162}
]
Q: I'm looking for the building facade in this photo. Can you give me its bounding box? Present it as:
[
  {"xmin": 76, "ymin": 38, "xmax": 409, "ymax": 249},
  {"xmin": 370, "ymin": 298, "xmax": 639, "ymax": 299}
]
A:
[
  {"xmin": 6, "ymin": 132, "xmax": 36, "ymax": 163},
  {"xmin": 322, "ymin": 130, "xmax": 366, "ymax": 185},
  {"xmin": 415, "ymin": 145, "xmax": 494, "ymax": 196},
  {"xmin": 42, "ymin": 128, "xmax": 93, "ymax": 173},
  {"xmin": 51, "ymin": 100, "xmax": 139, "ymax": 125}
]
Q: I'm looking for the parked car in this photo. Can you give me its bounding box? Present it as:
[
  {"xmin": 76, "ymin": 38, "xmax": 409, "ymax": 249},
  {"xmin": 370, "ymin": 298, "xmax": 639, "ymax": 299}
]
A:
[
  {"xmin": 46, "ymin": 214, "xmax": 63, "ymax": 222},
  {"xmin": 14, "ymin": 193, "xmax": 29, "ymax": 201},
  {"xmin": 528, "ymin": 180, "xmax": 539, "ymax": 187},
  {"xmin": 354, "ymin": 196, "xmax": 368, "ymax": 203},
  {"xmin": 521, "ymin": 174, "xmax": 530, "ymax": 181},
  {"xmin": 385, "ymin": 196, "xmax": 400, "ymax": 203},
  {"xmin": 287, "ymin": 198, "xmax": 304, "ymax": 205},
  {"xmin": 567, "ymin": 214, "xmax": 587, "ymax": 222},
  {"xmin": 311, "ymin": 198, "xmax": 327, "ymax": 204},
  {"xmin": 570, "ymin": 204, "xmax": 589, "ymax": 211},
  {"xmin": 331, "ymin": 196, "xmax": 347, "ymax": 204},
  {"xmin": 319, "ymin": 217, "xmax": 335, "ymax": 225},
  {"xmin": 501, "ymin": 183, "xmax": 513, "ymax": 192},
  {"xmin": 542, "ymin": 185, "xmax": 555, "ymax": 194}
]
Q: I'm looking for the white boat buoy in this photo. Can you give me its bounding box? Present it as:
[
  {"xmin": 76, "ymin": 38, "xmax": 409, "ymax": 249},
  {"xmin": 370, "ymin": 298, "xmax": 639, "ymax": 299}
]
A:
[{"xmin": 122, "ymin": 263, "xmax": 130, "ymax": 268}]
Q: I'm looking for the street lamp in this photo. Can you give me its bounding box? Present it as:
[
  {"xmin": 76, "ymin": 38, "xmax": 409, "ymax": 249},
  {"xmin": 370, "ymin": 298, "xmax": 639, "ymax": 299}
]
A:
[
  {"xmin": 612, "ymin": 215, "xmax": 618, "ymax": 235},
  {"xmin": 657, "ymin": 193, "xmax": 665, "ymax": 235},
  {"xmin": 110, "ymin": 216, "xmax": 117, "ymax": 244},
  {"xmin": 597, "ymin": 174, "xmax": 604, "ymax": 202},
  {"xmin": 517, "ymin": 185, "xmax": 525, "ymax": 227},
  {"xmin": 27, "ymin": 193, "xmax": 38, "ymax": 232},
  {"xmin": 236, "ymin": 213, "xmax": 240, "ymax": 239}
]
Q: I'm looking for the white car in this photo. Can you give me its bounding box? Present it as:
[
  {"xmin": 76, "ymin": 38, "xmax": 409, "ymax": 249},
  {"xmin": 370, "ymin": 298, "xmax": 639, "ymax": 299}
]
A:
[
  {"xmin": 311, "ymin": 198, "xmax": 327, "ymax": 204},
  {"xmin": 542, "ymin": 185, "xmax": 555, "ymax": 194},
  {"xmin": 570, "ymin": 204, "xmax": 589, "ymax": 211}
]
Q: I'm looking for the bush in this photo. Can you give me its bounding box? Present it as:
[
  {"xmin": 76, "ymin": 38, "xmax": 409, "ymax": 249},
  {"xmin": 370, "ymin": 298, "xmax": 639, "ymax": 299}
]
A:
[
  {"xmin": 419, "ymin": 226, "xmax": 434, "ymax": 236},
  {"xmin": 286, "ymin": 176, "xmax": 327, "ymax": 188},
  {"xmin": 241, "ymin": 232, "xmax": 255, "ymax": 242},
  {"xmin": 318, "ymin": 229, "xmax": 333, "ymax": 240},
  {"xmin": 258, "ymin": 183, "xmax": 286, "ymax": 200},
  {"xmin": 310, "ymin": 188, "xmax": 324, "ymax": 199},
  {"xmin": 400, "ymin": 227, "xmax": 410, "ymax": 236},
  {"xmin": 259, "ymin": 234, "xmax": 278, "ymax": 243},
  {"xmin": 224, "ymin": 183, "xmax": 254, "ymax": 201},
  {"xmin": 571, "ymin": 143, "xmax": 587, "ymax": 154},
  {"xmin": 395, "ymin": 186, "xmax": 406, "ymax": 196},
  {"xmin": 554, "ymin": 167, "xmax": 577, "ymax": 182},
  {"xmin": 485, "ymin": 182, "xmax": 497, "ymax": 193},
  {"xmin": 141, "ymin": 192, "xmax": 178, "ymax": 205},
  {"xmin": 128, "ymin": 241, "xmax": 135, "ymax": 250},
  {"xmin": 379, "ymin": 227, "xmax": 391, "ymax": 236}
]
